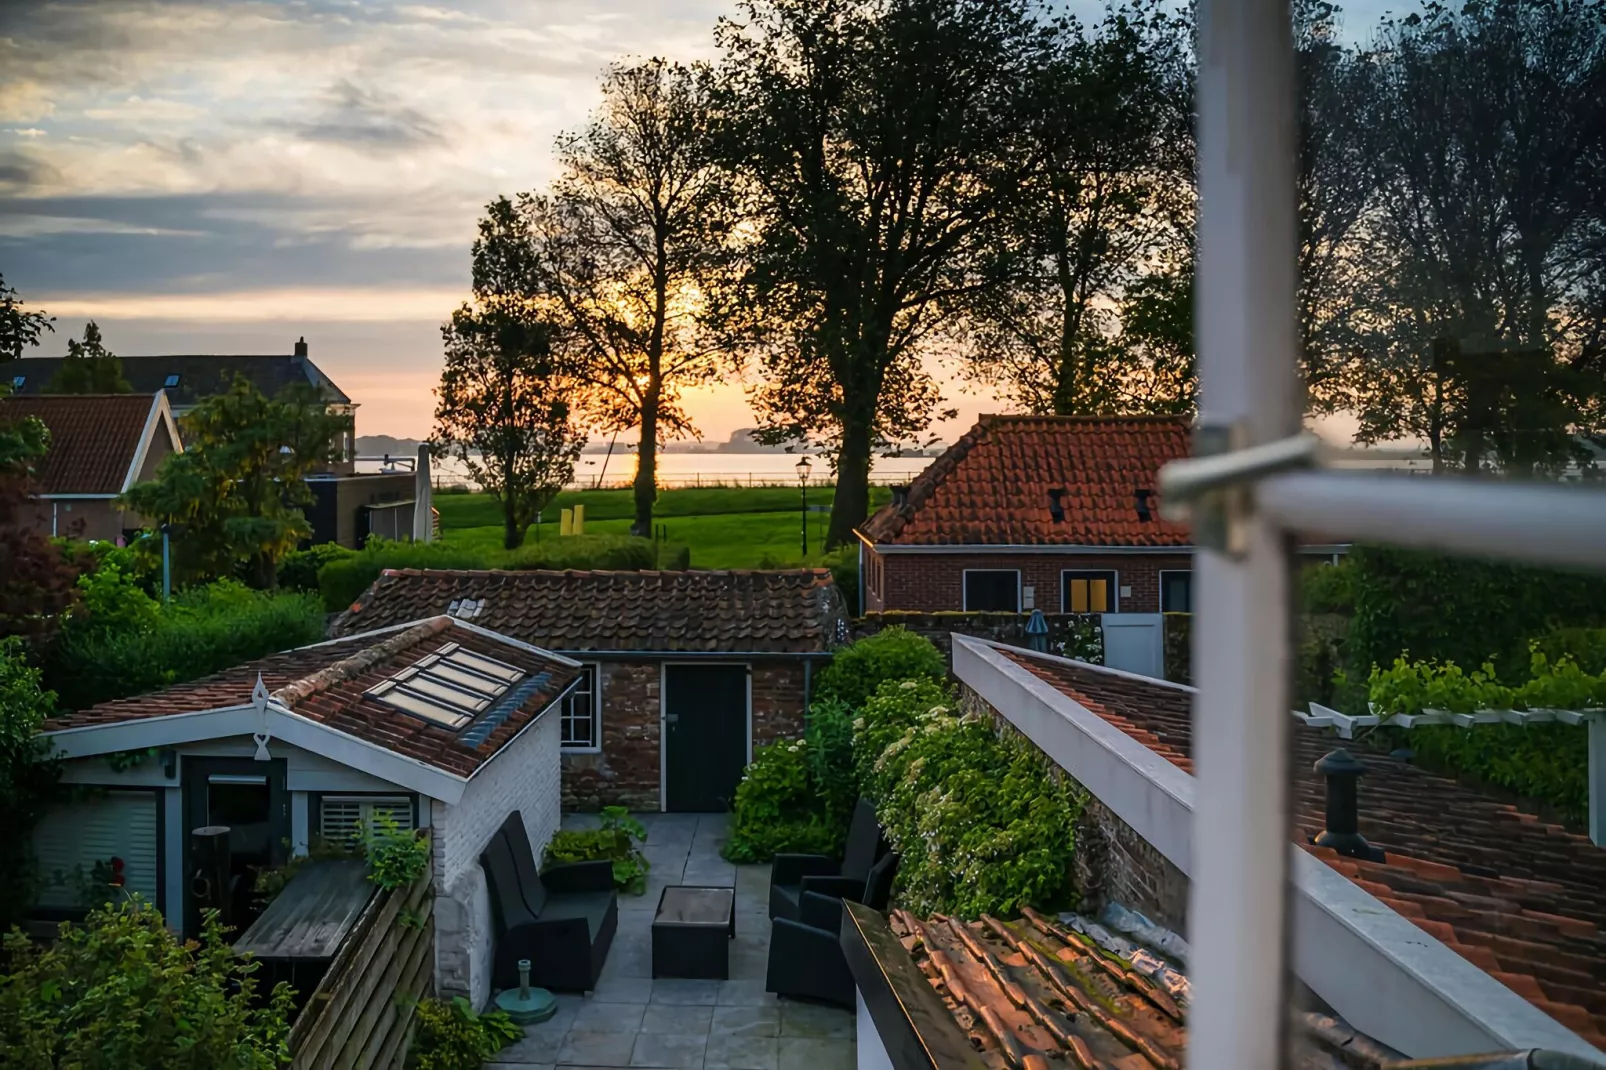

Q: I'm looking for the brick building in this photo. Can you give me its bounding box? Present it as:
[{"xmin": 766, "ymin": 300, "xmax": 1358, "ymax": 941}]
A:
[
  {"xmin": 1, "ymin": 392, "xmax": 183, "ymax": 542},
  {"xmin": 330, "ymin": 568, "xmax": 849, "ymax": 813},
  {"xmin": 857, "ymin": 415, "xmax": 1199, "ymax": 615}
]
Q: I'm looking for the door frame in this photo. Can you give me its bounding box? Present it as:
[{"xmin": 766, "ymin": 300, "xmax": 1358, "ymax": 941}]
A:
[
  {"xmin": 658, "ymin": 661, "xmax": 753, "ymax": 813},
  {"xmin": 1060, "ymin": 568, "xmax": 1122, "ymax": 614},
  {"xmin": 179, "ymin": 755, "xmax": 289, "ymax": 935}
]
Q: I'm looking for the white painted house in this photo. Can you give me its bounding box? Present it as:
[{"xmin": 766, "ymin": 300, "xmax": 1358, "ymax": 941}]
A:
[{"xmin": 33, "ymin": 615, "xmax": 580, "ymax": 1007}]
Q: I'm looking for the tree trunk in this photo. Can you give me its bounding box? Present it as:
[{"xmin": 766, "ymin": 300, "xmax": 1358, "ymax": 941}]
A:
[
  {"xmin": 826, "ymin": 414, "xmax": 873, "ymax": 551},
  {"xmin": 503, "ymin": 477, "xmax": 524, "ymax": 550},
  {"xmin": 632, "ymin": 388, "xmax": 659, "ymax": 538}
]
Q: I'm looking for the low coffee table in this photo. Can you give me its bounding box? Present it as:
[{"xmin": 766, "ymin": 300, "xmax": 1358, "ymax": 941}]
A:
[{"xmin": 651, "ymin": 885, "xmax": 736, "ymax": 980}]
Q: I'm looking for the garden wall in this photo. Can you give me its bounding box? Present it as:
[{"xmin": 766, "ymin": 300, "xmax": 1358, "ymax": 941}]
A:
[
  {"xmin": 855, "ymin": 612, "xmax": 1103, "ymax": 664},
  {"xmin": 288, "ymin": 868, "xmax": 434, "ymax": 1070}
]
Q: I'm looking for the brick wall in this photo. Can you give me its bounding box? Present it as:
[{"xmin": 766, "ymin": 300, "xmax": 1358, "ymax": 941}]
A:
[
  {"xmin": 867, "ymin": 548, "xmax": 1192, "ymax": 614},
  {"xmin": 431, "ymin": 707, "xmax": 562, "ymax": 1006},
  {"xmin": 855, "ymin": 612, "xmax": 1103, "ymax": 665},
  {"xmin": 959, "ymin": 683, "xmax": 1190, "ymax": 935},
  {"xmin": 562, "ymin": 658, "xmax": 811, "ymax": 812}
]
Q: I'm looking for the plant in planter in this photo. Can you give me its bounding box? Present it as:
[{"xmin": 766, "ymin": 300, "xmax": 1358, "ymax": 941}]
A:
[
  {"xmin": 542, "ymin": 806, "xmax": 650, "ymax": 894},
  {"xmin": 407, "ymin": 995, "xmax": 522, "ymax": 1070}
]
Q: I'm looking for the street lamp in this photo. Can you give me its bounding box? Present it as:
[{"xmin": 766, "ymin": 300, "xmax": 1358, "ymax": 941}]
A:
[{"xmin": 796, "ymin": 455, "xmax": 813, "ymax": 558}]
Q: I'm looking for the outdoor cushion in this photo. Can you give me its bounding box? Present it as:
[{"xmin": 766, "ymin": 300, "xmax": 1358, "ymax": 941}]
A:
[
  {"xmin": 538, "ymin": 892, "xmax": 615, "ymax": 942},
  {"xmin": 769, "ymin": 799, "xmax": 886, "ymax": 920}
]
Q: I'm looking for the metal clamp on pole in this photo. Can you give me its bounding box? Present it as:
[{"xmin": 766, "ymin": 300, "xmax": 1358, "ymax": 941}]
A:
[{"xmin": 1159, "ymin": 428, "xmax": 1322, "ymax": 555}]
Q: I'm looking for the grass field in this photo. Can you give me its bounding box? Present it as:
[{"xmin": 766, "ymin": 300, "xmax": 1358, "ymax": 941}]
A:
[{"xmin": 435, "ymin": 484, "xmax": 890, "ymax": 570}]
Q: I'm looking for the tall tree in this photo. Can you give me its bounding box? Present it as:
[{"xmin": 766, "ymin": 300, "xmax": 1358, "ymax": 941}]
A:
[
  {"xmin": 434, "ymin": 203, "xmax": 585, "ymax": 551},
  {"xmin": 964, "ymin": 1, "xmax": 1195, "ymax": 415},
  {"xmin": 1340, "ymin": 0, "xmax": 1606, "ymax": 473},
  {"xmin": 120, "ymin": 377, "xmax": 350, "ymax": 588},
  {"xmin": 45, "ymin": 323, "xmax": 132, "ymax": 394},
  {"xmin": 516, "ymin": 59, "xmax": 731, "ymax": 538},
  {"xmin": 0, "ymin": 414, "xmax": 83, "ymax": 639},
  {"xmin": 0, "ymin": 272, "xmax": 53, "ymax": 363},
  {"xmin": 711, "ymin": 0, "xmax": 1044, "ymax": 548}
]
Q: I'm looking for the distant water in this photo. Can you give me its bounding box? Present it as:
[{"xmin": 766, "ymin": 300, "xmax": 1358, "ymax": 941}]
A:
[{"xmin": 358, "ymin": 450, "xmax": 936, "ymax": 489}]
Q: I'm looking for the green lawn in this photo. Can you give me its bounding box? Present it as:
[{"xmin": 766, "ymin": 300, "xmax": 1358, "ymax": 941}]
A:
[{"xmin": 435, "ymin": 484, "xmax": 887, "ymax": 569}]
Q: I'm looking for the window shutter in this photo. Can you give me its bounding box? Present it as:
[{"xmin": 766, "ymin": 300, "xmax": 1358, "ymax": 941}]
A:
[
  {"xmin": 33, "ymin": 791, "xmax": 159, "ymax": 910},
  {"xmin": 319, "ymin": 796, "xmax": 414, "ymax": 846}
]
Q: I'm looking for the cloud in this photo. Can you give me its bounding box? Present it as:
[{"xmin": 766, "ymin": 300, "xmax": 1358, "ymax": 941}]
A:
[
  {"xmin": 0, "ymin": 149, "xmax": 59, "ymax": 191},
  {"xmin": 280, "ymin": 79, "xmax": 444, "ymax": 152}
]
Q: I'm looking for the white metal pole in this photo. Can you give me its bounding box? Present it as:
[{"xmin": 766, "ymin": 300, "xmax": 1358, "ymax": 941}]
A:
[{"xmin": 1190, "ymin": 0, "xmax": 1300, "ymax": 1064}]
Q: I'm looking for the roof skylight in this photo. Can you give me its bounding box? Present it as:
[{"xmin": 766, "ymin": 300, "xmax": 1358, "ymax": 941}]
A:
[
  {"xmin": 164, "ymin": 374, "xmax": 181, "ymax": 387},
  {"xmin": 368, "ymin": 642, "xmax": 525, "ymax": 731}
]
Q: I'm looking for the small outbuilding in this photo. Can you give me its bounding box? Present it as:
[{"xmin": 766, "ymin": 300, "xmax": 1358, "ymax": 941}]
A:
[{"xmin": 330, "ymin": 568, "xmax": 851, "ymax": 813}]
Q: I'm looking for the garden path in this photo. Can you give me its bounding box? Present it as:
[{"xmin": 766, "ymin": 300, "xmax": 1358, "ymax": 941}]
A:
[{"xmin": 491, "ymin": 812, "xmax": 856, "ymax": 1070}]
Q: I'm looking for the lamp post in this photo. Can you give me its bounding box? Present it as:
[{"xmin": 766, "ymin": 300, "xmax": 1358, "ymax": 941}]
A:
[{"xmin": 796, "ymin": 455, "xmax": 813, "ymax": 558}]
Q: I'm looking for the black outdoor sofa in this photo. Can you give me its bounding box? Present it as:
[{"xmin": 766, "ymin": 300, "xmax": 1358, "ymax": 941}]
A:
[
  {"xmin": 766, "ymin": 850, "xmax": 899, "ymax": 1008},
  {"xmin": 769, "ymin": 798, "xmax": 887, "ymax": 921},
  {"xmin": 480, "ymin": 811, "xmax": 618, "ymax": 992}
]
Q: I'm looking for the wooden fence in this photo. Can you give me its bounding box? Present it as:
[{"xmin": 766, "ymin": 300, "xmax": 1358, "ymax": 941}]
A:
[{"xmin": 288, "ymin": 869, "xmax": 435, "ymax": 1070}]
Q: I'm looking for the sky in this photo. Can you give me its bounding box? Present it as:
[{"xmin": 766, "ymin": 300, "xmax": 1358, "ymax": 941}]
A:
[{"xmin": 0, "ymin": 0, "xmax": 1389, "ymax": 443}]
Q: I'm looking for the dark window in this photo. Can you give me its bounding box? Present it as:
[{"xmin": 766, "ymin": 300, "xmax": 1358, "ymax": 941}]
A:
[
  {"xmin": 562, "ymin": 665, "xmax": 599, "ymax": 750},
  {"xmin": 163, "ymin": 374, "xmax": 181, "ymax": 388},
  {"xmin": 1062, "ymin": 570, "xmax": 1118, "ymax": 613},
  {"xmin": 964, "ymin": 570, "xmax": 1020, "ymax": 612},
  {"xmin": 1161, "ymin": 571, "xmax": 1193, "ymax": 613}
]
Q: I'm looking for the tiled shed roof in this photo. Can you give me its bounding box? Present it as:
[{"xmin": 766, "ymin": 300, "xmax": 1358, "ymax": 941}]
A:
[
  {"xmin": 859, "ymin": 415, "xmax": 1193, "ymax": 547},
  {"xmin": 43, "ymin": 618, "xmax": 580, "ymax": 778},
  {"xmin": 1004, "ymin": 651, "xmax": 1606, "ymax": 1051},
  {"xmin": 329, "ymin": 568, "xmax": 849, "ymax": 654},
  {"xmin": 0, "ymin": 393, "xmax": 166, "ymax": 495}
]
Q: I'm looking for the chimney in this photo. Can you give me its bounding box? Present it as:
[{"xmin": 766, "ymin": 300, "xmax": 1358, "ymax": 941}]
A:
[
  {"xmin": 1047, "ymin": 488, "xmax": 1066, "ymax": 523},
  {"xmin": 1134, "ymin": 487, "xmax": 1154, "ymax": 522},
  {"xmin": 1312, "ymin": 749, "xmax": 1385, "ymax": 861},
  {"xmin": 891, "ymin": 485, "xmax": 910, "ymax": 508},
  {"xmin": 293, "ymin": 336, "xmax": 308, "ymax": 359}
]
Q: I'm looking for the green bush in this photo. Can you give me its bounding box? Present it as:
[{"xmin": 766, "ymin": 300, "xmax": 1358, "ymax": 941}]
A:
[
  {"xmin": 813, "ymin": 627, "xmax": 947, "ymax": 710},
  {"xmin": 366, "ymin": 817, "xmax": 431, "ymax": 891},
  {"xmin": 317, "ymin": 534, "xmax": 660, "ymax": 612},
  {"xmin": 1301, "ymin": 557, "xmax": 1356, "ymax": 615},
  {"xmin": 45, "ymin": 580, "xmax": 325, "ymax": 711},
  {"xmin": 407, "ymin": 996, "xmax": 522, "ymax": 1070},
  {"xmin": 277, "ymin": 542, "xmax": 353, "ymax": 593},
  {"xmin": 657, "ymin": 542, "xmax": 692, "ymax": 570},
  {"xmin": 0, "ymin": 898, "xmax": 294, "ymax": 1069},
  {"xmin": 856, "ymin": 678, "xmax": 1084, "ymax": 918},
  {"xmin": 1535, "ymin": 627, "xmax": 1606, "ymax": 675},
  {"xmin": 723, "ymin": 698, "xmax": 861, "ymax": 863},
  {"xmin": 543, "ymin": 806, "xmax": 650, "ymax": 894},
  {"xmin": 1347, "ymin": 545, "xmax": 1606, "ymax": 681},
  {"xmin": 824, "ymin": 547, "xmax": 859, "ymax": 616},
  {"xmin": 0, "ymin": 638, "xmax": 63, "ymax": 931}
]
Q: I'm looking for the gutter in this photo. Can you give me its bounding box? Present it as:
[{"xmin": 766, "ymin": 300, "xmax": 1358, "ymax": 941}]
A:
[{"xmin": 552, "ymin": 649, "xmax": 836, "ymax": 660}]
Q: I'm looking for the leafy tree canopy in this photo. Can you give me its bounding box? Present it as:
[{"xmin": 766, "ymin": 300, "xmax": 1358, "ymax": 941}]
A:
[
  {"xmin": 0, "ymin": 638, "xmax": 62, "ymax": 932},
  {"xmin": 44, "ymin": 322, "xmax": 131, "ymax": 394},
  {"xmin": 0, "ymin": 272, "xmax": 53, "ymax": 363}
]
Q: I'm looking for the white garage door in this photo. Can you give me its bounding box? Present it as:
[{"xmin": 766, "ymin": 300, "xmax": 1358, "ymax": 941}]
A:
[{"xmin": 33, "ymin": 790, "xmax": 160, "ymax": 910}]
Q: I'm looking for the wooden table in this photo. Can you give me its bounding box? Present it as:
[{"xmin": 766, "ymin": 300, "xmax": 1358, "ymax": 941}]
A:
[{"xmin": 234, "ymin": 859, "xmax": 376, "ymax": 999}]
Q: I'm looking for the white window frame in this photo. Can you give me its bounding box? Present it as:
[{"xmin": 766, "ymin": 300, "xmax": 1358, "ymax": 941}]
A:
[
  {"xmin": 1178, "ymin": 2, "xmax": 1606, "ymax": 1065},
  {"xmin": 560, "ymin": 663, "xmax": 602, "ymax": 754},
  {"xmin": 961, "ymin": 568, "xmax": 1021, "ymax": 612},
  {"xmin": 1059, "ymin": 568, "xmax": 1119, "ymax": 614},
  {"xmin": 1158, "ymin": 569, "xmax": 1193, "ymax": 614}
]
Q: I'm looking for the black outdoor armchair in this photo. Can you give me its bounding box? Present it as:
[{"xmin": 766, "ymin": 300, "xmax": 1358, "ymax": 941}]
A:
[
  {"xmin": 769, "ymin": 797, "xmax": 886, "ymax": 921},
  {"xmin": 480, "ymin": 811, "xmax": 618, "ymax": 993},
  {"xmin": 766, "ymin": 852, "xmax": 899, "ymax": 1008}
]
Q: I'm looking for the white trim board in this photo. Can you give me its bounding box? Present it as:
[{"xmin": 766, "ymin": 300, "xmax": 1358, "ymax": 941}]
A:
[{"xmin": 951, "ymin": 635, "xmax": 1603, "ymax": 1062}]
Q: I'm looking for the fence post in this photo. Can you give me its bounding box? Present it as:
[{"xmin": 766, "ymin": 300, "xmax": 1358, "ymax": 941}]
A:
[{"xmin": 1590, "ymin": 714, "xmax": 1605, "ymax": 847}]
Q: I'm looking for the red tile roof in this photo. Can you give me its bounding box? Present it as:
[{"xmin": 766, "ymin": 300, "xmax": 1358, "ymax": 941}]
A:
[
  {"xmin": 1003, "ymin": 650, "xmax": 1606, "ymax": 1051},
  {"xmin": 43, "ymin": 618, "xmax": 580, "ymax": 778},
  {"xmin": 0, "ymin": 393, "xmax": 165, "ymax": 495},
  {"xmin": 329, "ymin": 568, "xmax": 848, "ymax": 654},
  {"xmin": 859, "ymin": 415, "xmax": 1193, "ymax": 547}
]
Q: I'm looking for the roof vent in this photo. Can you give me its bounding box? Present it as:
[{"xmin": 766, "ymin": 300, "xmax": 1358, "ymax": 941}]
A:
[
  {"xmin": 293, "ymin": 336, "xmax": 308, "ymax": 359},
  {"xmin": 1134, "ymin": 487, "xmax": 1154, "ymax": 522},
  {"xmin": 891, "ymin": 485, "xmax": 910, "ymax": 508},
  {"xmin": 1047, "ymin": 488, "xmax": 1066, "ymax": 523},
  {"xmin": 1312, "ymin": 749, "xmax": 1385, "ymax": 861}
]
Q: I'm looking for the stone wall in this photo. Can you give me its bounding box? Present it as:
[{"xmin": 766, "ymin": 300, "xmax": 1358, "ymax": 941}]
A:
[
  {"xmin": 856, "ymin": 612, "xmax": 1103, "ymax": 665},
  {"xmin": 959, "ymin": 682, "xmax": 1190, "ymax": 935},
  {"xmin": 431, "ymin": 707, "xmax": 562, "ymax": 1006},
  {"xmin": 561, "ymin": 657, "xmax": 810, "ymax": 812}
]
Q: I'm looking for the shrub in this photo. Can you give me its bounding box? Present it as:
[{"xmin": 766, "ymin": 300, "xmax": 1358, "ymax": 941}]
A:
[
  {"xmin": 506, "ymin": 533, "xmax": 656, "ymax": 572},
  {"xmin": 1535, "ymin": 627, "xmax": 1606, "ymax": 675},
  {"xmin": 45, "ymin": 580, "xmax": 324, "ymax": 711},
  {"xmin": 856, "ymin": 679, "xmax": 1083, "ymax": 918},
  {"xmin": 0, "ymin": 638, "xmax": 63, "ymax": 930},
  {"xmin": 723, "ymin": 735, "xmax": 840, "ymax": 863},
  {"xmin": 814, "ymin": 627, "xmax": 947, "ymax": 710},
  {"xmin": 543, "ymin": 806, "xmax": 650, "ymax": 894},
  {"xmin": 0, "ymin": 898, "xmax": 294, "ymax": 1069},
  {"xmin": 657, "ymin": 542, "xmax": 692, "ymax": 570},
  {"xmin": 1301, "ymin": 557, "xmax": 1356, "ymax": 615},
  {"xmin": 365, "ymin": 817, "xmax": 431, "ymax": 891},
  {"xmin": 407, "ymin": 996, "xmax": 522, "ymax": 1070},
  {"xmin": 277, "ymin": 542, "xmax": 352, "ymax": 593},
  {"xmin": 824, "ymin": 547, "xmax": 859, "ymax": 616}
]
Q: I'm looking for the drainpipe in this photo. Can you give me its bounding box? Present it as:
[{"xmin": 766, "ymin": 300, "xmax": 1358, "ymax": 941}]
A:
[{"xmin": 803, "ymin": 659, "xmax": 813, "ymax": 713}]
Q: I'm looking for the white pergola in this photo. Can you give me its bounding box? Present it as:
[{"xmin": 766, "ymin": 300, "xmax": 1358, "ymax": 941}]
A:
[{"xmin": 1170, "ymin": 0, "xmax": 1606, "ymax": 1065}]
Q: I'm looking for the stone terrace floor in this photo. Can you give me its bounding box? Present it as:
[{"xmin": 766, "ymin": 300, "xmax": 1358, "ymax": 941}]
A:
[{"xmin": 491, "ymin": 812, "xmax": 856, "ymax": 1070}]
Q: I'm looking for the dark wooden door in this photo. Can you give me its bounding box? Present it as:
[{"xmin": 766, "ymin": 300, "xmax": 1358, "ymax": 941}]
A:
[
  {"xmin": 663, "ymin": 664, "xmax": 749, "ymax": 813},
  {"xmin": 181, "ymin": 757, "xmax": 289, "ymax": 935}
]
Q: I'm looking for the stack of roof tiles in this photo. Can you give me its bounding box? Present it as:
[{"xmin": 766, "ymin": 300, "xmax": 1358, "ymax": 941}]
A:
[
  {"xmin": 859, "ymin": 415, "xmax": 1193, "ymax": 547},
  {"xmin": 44, "ymin": 618, "xmax": 580, "ymax": 777},
  {"xmin": 1005, "ymin": 651, "xmax": 1606, "ymax": 1050},
  {"xmin": 331, "ymin": 568, "xmax": 848, "ymax": 654},
  {"xmin": 0, "ymin": 394, "xmax": 159, "ymax": 495}
]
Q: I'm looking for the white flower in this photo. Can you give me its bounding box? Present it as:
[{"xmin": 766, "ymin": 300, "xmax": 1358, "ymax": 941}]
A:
[
  {"xmin": 928, "ymin": 706, "xmax": 949, "ymax": 717},
  {"xmin": 900, "ymin": 680, "xmax": 919, "ymax": 690},
  {"xmin": 852, "ymin": 717, "xmax": 865, "ymax": 730}
]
